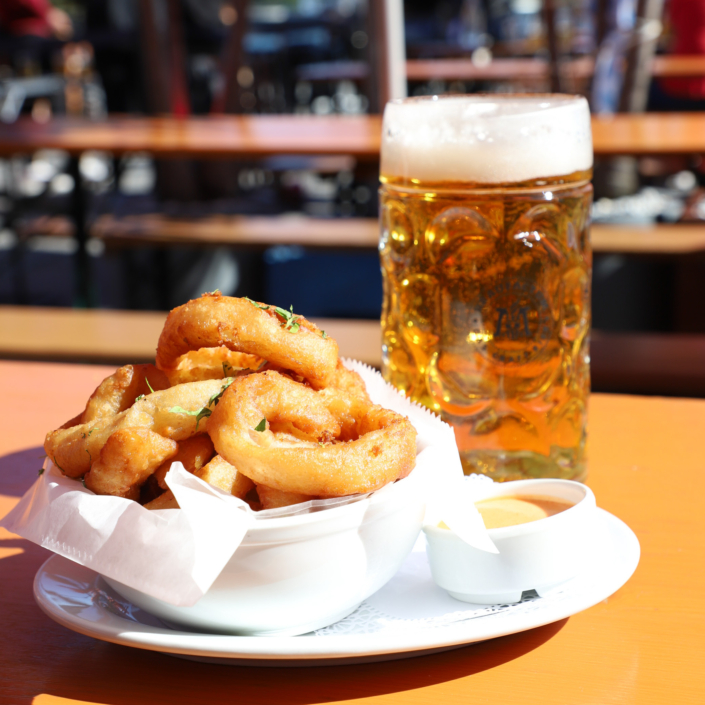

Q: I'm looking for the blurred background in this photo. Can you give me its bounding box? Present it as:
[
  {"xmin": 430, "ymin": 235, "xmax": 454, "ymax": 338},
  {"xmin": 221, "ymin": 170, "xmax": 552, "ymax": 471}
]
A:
[{"xmin": 2, "ymin": 0, "xmax": 705, "ymax": 395}]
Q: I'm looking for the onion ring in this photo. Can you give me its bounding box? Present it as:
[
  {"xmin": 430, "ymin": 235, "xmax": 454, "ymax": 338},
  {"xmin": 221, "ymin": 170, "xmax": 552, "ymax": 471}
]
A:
[
  {"xmin": 256, "ymin": 484, "xmax": 315, "ymax": 509},
  {"xmin": 325, "ymin": 361, "xmax": 371, "ymax": 403},
  {"xmin": 208, "ymin": 371, "xmax": 417, "ymax": 496},
  {"xmin": 84, "ymin": 428, "xmax": 178, "ymax": 500},
  {"xmin": 45, "ymin": 378, "xmax": 232, "ymax": 478},
  {"xmin": 145, "ymin": 455, "xmax": 255, "ymax": 510},
  {"xmin": 82, "ymin": 364, "xmax": 169, "ymax": 424},
  {"xmin": 317, "ymin": 362, "xmax": 373, "ymax": 441},
  {"xmin": 195, "ymin": 454, "xmax": 255, "ymax": 500},
  {"xmin": 165, "ymin": 346, "xmax": 262, "ymax": 386},
  {"xmin": 153, "ymin": 434, "xmax": 215, "ymax": 489},
  {"xmin": 155, "ymin": 293, "xmax": 338, "ymax": 388}
]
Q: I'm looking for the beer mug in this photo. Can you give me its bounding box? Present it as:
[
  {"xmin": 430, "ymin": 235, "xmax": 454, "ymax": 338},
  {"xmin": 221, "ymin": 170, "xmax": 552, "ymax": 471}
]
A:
[{"xmin": 379, "ymin": 95, "xmax": 593, "ymax": 481}]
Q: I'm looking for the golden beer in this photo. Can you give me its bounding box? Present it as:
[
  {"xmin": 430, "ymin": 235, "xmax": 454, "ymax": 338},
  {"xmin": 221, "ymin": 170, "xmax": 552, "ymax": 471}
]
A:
[{"xmin": 379, "ymin": 96, "xmax": 593, "ymax": 481}]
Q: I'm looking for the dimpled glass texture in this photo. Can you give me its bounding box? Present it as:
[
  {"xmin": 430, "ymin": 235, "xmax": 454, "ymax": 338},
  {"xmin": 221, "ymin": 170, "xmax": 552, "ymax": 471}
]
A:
[{"xmin": 380, "ymin": 179, "xmax": 592, "ymax": 481}]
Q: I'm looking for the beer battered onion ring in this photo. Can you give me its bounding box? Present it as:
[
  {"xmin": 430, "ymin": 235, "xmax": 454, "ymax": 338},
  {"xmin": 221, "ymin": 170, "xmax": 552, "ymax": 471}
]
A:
[
  {"xmin": 165, "ymin": 346, "xmax": 262, "ymax": 386},
  {"xmin": 208, "ymin": 371, "xmax": 417, "ymax": 497},
  {"xmin": 156, "ymin": 294, "xmax": 338, "ymax": 389},
  {"xmin": 84, "ymin": 428, "xmax": 178, "ymax": 500},
  {"xmin": 82, "ymin": 364, "xmax": 169, "ymax": 424},
  {"xmin": 45, "ymin": 378, "xmax": 232, "ymax": 478},
  {"xmin": 153, "ymin": 433, "xmax": 215, "ymax": 489}
]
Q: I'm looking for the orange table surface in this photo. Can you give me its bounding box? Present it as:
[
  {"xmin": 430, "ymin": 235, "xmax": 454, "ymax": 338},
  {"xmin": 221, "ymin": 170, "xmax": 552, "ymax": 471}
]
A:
[{"xmin": 0, "ymin": 360, "xmax": 703, "ymax": 705}]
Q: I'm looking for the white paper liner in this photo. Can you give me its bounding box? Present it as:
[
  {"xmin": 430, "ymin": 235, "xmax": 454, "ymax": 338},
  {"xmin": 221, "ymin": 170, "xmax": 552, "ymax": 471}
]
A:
[{"xmin": 1, "ymin": 359, "xmax": 495, "ymax": 607}]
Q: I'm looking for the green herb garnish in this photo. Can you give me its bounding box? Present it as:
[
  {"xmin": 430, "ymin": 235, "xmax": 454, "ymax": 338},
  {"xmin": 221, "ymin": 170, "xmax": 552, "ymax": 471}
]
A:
[
  {"xmin": 245, "ymin": 297, "xmax": 269, "ymax": 310},
  {"xmin": 254, "ymin": 418, "xmax": 267, "ymax": 432},
  {"xmin": 145, "ymin": 377, "xmax": 155, "ymax": 395},
  {"xmin": 247, "ymin": 298, "xmax": 300, "ymax": 332},
  {"xmin": 273, "ymin": 305, "xmax": 300, "ymax": 332},
  {"xmin": 135, "ymin": 394, "xmax": 145, "ymax": 402},
  {"xmin": 205, "ymin": 378, "xmax": 234, "ymax": 409},
  {"xmin": 321, "ymin": 330, "xmax": 327, "ymax": 339},
  {"xmin": 169, "ymin": 378, "xmax": 234, "ymax": 429},
  {"xmin": 38, "ymin": 467, "xmax": 44, "ymax": 476}
]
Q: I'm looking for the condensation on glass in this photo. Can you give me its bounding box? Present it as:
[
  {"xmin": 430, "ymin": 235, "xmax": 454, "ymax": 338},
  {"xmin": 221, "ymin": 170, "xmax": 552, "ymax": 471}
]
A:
[{"xmin": 379, "ymin": 95, "xmax": 593, "ymax": 481}]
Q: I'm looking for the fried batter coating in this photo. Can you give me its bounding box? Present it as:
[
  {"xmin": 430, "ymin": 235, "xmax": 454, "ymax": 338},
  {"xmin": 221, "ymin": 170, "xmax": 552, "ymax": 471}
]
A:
[
  {"xmin": 165, "ymin": 346, "xmax": 262, "ymax": 386},
  {"xmin": 154, "ymin": 434, "xmax": 215, "ymax": 489},
  {"xmin": 256, "ymin": 484, "xmax": 315, "ymax": 509},
  {"xmin": 326, "ymin": 361, "xmax": 371, "ymax": 403},
  {"xmin": 45, "ymin": 378, "xmax": 232, "ymax": 478},
  {"xmin": 156, "ymin": 293, "xmax": 338, "ymax": 389},
  {"xmin": 83, "ymin": 364, "xmax": 169, "ymax": 424},
  {"xmin": 195, "ymin": 455, "xmax": 255, "ymax": 499},
  {"xmin": 216, "ymin": 370, "xmax": 341, "ymax": 443},
  {"xmin": 144, "ymin": 455, "xmax": 255, "ymax": 510},
  {"xmin": 84, "ymin": 428, "xmax": 178, "ymax": 500},
  {"xmin": 209, "ymin": 371, "xmax": 417, "ymax": 497},
  {"xmin": 47, "ymin": 293, "xmax": 419, "ymax": 507},
  {"xmin": 318, "ymin": 363, "xmax": 374, "ymax": 441}
]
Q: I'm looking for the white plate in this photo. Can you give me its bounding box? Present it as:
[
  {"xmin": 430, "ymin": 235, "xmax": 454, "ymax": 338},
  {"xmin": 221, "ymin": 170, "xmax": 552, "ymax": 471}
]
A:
[{"xmin": 33, "ymin": 508, "xmax": 639, "ymax": 667}]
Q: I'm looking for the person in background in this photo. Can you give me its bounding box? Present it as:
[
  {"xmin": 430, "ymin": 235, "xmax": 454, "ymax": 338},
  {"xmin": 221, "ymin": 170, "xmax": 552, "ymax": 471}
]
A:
[
  {"xmin": 651, "ymin": 0, "xmax": 705, "ymax": 110},
  {"xmin": 0, "ymin": 0, "xmax": 73, "ymax": 77},
  {"xmin": 0, "ymin": 0, "xmax": 73, "ymax": 41}
]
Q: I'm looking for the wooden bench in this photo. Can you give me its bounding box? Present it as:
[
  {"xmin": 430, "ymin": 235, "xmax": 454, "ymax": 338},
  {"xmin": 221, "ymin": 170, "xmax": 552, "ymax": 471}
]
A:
[
  {"xmin": 406, "ymin": 55, "xmax": 705, "ymax": 83},
  {"xmin": 0, "ymin": 306, "xmax": 381, "ymax": 368},
  {"xmin": 2, "ymin": 306, "xmax": 704, "ymax": 396},
  {"xmin": 15, "ymin": 215, "xmax": 705, "ymax": 255},
  {"xmin": 297, "ymin": 56, "xmax": 705, "ymax": 86},
  {"xmin": 4, "ymin": 114, "xmax": 705, "ymax": 158},
  {"xmin": 90, "ymin": 214, "xmax": 380, "ymax": 250},
  {"xmin": 591, "ymin": 223, "xmax": 705, "ymax": 254}
]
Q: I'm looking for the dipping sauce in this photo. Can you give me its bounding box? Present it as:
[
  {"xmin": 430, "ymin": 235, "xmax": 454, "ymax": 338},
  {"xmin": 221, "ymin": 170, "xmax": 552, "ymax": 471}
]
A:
[{"xmin": 475, "ymin": 496, "xmax": 574, "ymax": 529}]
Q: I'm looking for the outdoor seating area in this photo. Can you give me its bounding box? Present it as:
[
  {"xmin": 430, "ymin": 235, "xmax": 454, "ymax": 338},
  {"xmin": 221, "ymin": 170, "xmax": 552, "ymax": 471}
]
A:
[
  {"xmin": 3, "ymin": 110, "xmax": 705, "ymax": 394},
  {"xmin": 0, "ymin": 2, "xmax": 703, "ymax": 704}
]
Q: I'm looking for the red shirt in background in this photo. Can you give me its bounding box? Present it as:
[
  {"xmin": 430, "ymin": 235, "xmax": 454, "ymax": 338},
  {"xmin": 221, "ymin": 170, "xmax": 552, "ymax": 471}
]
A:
[
  {"xmin": 661, "ymin": 0, "xmax": 705, "ymax": 99},
  {"xmin": 0, "ymin": 0, "xmax": 53, "ymax": 38}
]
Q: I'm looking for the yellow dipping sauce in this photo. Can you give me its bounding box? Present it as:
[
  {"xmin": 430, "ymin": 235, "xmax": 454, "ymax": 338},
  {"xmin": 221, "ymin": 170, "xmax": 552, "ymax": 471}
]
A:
[{"xmin": 474, "ymin": 496, "xmax": 574, "ymax": 529}]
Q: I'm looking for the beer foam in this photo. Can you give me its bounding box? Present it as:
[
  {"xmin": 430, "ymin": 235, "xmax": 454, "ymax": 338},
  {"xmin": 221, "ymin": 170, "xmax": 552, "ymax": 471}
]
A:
[{"xmin": 381, "ymin": 95, "xmax": 592, "ymax": 185}]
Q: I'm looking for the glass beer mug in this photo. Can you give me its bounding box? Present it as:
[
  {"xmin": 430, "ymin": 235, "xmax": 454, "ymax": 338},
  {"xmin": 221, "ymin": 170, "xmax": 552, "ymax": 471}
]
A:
[{"xmin": 379, "ymin": 95, "xmax": 593, "ymax": 481}]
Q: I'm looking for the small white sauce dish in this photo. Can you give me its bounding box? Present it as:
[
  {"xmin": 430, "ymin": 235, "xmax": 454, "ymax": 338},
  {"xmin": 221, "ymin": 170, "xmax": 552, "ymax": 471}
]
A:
[{"xmin": 423, "ymin": 479, "xmax": 597, "ymax": 604}]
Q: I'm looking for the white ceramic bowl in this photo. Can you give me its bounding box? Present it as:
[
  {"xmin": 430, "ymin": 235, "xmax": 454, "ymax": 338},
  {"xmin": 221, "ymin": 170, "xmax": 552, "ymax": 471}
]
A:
[
  {"xmin": 104, "ymin": 473, "xmax": 425, "ymax": 636},
  {"xmin": 423, "ymin": 479, "xmax": 597, "ymax": 604}
]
